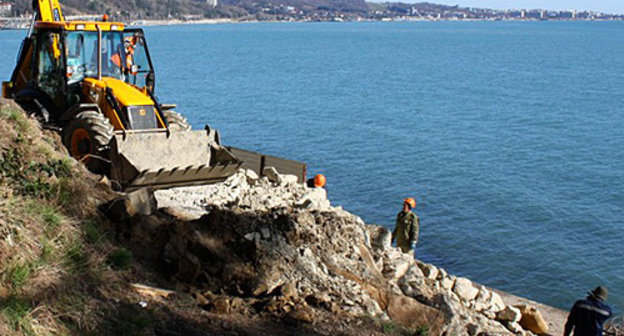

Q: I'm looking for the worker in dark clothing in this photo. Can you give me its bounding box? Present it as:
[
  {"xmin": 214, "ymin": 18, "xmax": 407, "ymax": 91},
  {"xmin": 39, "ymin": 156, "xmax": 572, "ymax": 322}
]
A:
[
  {"xmin": 564, "ymin": 286, "xmax": 612, "ymax": 336},
  {"xmin": 391, "ymin": 198, "xmax": 419, "ymax": 254}
]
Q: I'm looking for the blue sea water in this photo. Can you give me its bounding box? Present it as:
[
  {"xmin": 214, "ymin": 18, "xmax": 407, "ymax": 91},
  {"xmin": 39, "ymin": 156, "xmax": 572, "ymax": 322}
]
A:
[{"xmin": 1, "ymin": 21, "xmax": 623, "ymax": 314}]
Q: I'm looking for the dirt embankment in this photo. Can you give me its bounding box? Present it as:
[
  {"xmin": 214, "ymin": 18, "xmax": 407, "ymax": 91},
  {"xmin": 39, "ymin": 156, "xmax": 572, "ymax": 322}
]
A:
[{"xmin": 1, "ymin": 98, "xmax": 580, "ymax": 336}]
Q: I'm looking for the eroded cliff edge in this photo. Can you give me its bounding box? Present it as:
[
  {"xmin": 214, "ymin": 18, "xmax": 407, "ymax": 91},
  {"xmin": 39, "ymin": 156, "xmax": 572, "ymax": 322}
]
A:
[{"xmin": 0, "ymin": 98, "xmax": 567, "ymax": 336}]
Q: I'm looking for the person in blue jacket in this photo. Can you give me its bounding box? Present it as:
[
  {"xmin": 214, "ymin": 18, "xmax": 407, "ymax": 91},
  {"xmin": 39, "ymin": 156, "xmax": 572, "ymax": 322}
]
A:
[{"xmin": 564, "ymin": 286, "xmax": 612, "ymax": 336}]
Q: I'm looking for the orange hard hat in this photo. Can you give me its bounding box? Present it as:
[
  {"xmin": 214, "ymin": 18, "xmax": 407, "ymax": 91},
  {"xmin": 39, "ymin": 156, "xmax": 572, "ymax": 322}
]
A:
[
  {"xmin": 102, "ymin": 14, "xmax": 109, "ymax": 21},
  {"xmin": 403, "ymin": 198, "xmax": 416, "ymax": 209},
  {"xmin": 313, "ymin": 174, "xmax": 326, "ymax": 188}
]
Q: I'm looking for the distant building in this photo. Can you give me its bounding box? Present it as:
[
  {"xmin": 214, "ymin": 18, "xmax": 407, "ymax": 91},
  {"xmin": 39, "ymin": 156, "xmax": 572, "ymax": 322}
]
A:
[
  {"xmin": 0, "ymin": 2, "xmax": 12, "ymax": 16},
  {"xmin": 206, "ymin": 0, "xmax": 218, "ymax": 7}
]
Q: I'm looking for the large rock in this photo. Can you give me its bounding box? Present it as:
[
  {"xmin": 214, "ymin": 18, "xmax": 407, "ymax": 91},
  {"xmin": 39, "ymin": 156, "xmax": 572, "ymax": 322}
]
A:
[
  {"xmin": 262, "ymin": 166, "xmax": 282, "ymax": 183},
  {"xmin": 453, "ymin": 277, "xmax": 480, "ymax": 302},
  {"xmin": 433, "ymin": 293, "xmax": 515, "ymax": 336},
  {"xmin": 366, "ymin": 225, "xmax": 392, "ymax": 251},
  {"xmin": 506, "ymin": 321, "xmax": 523, "ymax": 333},
  {"xmin": 497, "ymin": 305, "xmax": 522, "ymax": 323},
  {"xmin": 473, "ymin": 288, "xmax": 490, "ymax": 312},
  {"xmin": 419, "ymin": 263, "xmax": 439, "ymax": 280},
  {"xmin": 361, "ymin": 294, "xmax": 384, "ymax": 317},
  {"xmin": 296, "ymin": 187, "xmax": 330, "ymax": 210},
  {"xmin": 398, "ymin": 265, "xmax": 436, "ymax": 304},
  {"xmin": 489, "ymin": 291, "xmax": 506, "ymax": 312},
  {"xmin": 386, "ymin": 294, "xmax": 445, "ymax": 335},
  {"xmin": 102, "ymin": 187, "xmax": 157, "ymax": 221},
  {"xmin": 440, "ymin": 276, "xmax": 455, "ymax": 291},
  {"xmin": 437, "ymin": 267, "xmax": 448, "ymax": 280},
  {"xmin": 382, "ymin": 250, "xmax": 412, "ymax": 280},
  {"xmin": 516, "ymin": 304, "xmax": 549, "ymax": 335},
  {"xmin": 280, "ymin": 174, "xmax": 299, "ymax": 185},
  {"xmin": 432, "ymin": 292, "xmax": 471, "ymax": 335}
]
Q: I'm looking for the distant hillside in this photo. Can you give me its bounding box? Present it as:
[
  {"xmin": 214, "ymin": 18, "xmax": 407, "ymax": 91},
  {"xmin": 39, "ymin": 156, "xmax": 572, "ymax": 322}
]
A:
[
  {"xmin": 221, "ymin": 0, "xmax": 370, "ymax": 14},
  {"xmin": 6, "ymin": 0, "xmax": 618, "ymax": 21},
  {"xmin": 8, "ymin": 0, "xmax": 370, "ymax": 19},
  {"xmin": 8, "ymin": 0, "xmax": 244, "ymax": 19}
]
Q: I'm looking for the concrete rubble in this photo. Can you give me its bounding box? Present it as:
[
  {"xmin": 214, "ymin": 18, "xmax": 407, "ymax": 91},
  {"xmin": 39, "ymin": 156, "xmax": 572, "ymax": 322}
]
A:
[{"xmin": 146, "ymin": 169, "xmax": 549, "ymax": 335}]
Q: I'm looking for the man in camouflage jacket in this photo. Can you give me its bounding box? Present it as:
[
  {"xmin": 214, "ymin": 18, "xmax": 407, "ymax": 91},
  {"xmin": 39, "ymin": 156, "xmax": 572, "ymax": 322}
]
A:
[{"xmin": 392, "ymin": 198, "xmax": 419, "ymax": 254}]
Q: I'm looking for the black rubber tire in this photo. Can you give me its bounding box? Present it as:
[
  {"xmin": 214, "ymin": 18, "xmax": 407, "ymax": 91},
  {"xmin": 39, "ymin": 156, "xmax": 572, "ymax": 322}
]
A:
[
  {"xmin": 62, "ymin": 110, "xmax": 114, "ymax": 173},
  {"xmin": 14, "ymin": 89, "xmax": 55, "ymax": 123},
  {"xmin": 164, "ymin": 110, "xmax": 191, "ymax": 132}
]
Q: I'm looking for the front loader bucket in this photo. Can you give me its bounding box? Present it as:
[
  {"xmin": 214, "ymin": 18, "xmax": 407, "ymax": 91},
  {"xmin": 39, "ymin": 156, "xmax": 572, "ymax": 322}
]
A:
[{"xmin": 109, "ymin": 129, "xmax": 242, "ymax": 191}]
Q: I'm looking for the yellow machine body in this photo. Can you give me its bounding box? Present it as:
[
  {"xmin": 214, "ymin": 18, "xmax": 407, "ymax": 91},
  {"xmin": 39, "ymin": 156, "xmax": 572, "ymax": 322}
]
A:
[
  {"xmin": 82, "ymin": 78, "xmax": 163, "ymax": 131},
  {"xmin": 35, "ymin": 0, "xmax": 65, "ymax": 22},
  {"xmin": 3, "ymin": 0, "xmax": 243, "ymax": 190}
]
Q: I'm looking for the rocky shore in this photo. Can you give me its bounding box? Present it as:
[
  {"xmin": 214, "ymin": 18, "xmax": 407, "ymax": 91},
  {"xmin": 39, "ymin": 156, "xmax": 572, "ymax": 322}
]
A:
[
  {"xmin": 0, "ymin": 98, "xmax": 573, "ymax": 335},
  {"xmin": 150, "ymin": 169, "xmax": 568, "ymax": 335}
]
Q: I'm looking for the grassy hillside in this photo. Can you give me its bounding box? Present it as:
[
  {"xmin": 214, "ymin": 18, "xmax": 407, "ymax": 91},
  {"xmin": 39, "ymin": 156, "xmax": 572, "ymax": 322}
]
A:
[
  {"xmin": 0, "ymin": 98, "xmax": 119, "ymax": 335},
  {"xmin": 0, "ymin": 99, "xmax": 239, "ymax": 336},
  {"xmin": 0, "ymin": 99, "xmax": 416, "ymax": 336}
]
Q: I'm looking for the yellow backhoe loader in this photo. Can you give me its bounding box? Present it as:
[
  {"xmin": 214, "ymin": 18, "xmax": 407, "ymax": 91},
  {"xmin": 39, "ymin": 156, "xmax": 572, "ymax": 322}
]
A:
[{"xmin": 2, "ymin": 0, "xmax": 243, "ymax": 190}]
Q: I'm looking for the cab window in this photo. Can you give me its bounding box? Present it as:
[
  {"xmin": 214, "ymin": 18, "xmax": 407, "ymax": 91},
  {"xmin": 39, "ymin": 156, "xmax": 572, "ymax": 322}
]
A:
[
  {"xmin": 65, "ymin": 31, "xmax": 125, "ymax": 83},
  {"xmin": 36, "ymin": 31, "xmax": 64, "ymax": 105},
  {"xmin": 123, "ymin": 31, "xmax": 153, "ymax": 88}
]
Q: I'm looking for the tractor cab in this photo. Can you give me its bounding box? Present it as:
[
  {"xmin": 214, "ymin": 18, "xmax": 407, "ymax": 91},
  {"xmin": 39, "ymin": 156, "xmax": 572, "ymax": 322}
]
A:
[
  {"xmin": 63, "ymin": 27, "xmax": 155, "ymax": 89},
  {"xmin": 16, "ymin": 21, "xmax": 158, "ymax": 127}
]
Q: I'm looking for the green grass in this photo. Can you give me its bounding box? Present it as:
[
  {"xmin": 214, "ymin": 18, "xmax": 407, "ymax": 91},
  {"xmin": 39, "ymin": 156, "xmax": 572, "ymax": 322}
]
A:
[
  {"xmin": 1, "ymin": 144, "xmax": 76, "ymax": 200},
  {"xmin": 25, "ymin": 201, "xmax": 63, "ymax": 229},
  {"xmin": 6, "ymin": 108, "xmax": 31, "ymax": 135},
  {"xmin": 54, "ymin": 177, "xmax": 74, "ymax": 206},
  {"xmin": 414, "ymin": 325, "xmax": 430, "ymax": 336},
  {"xmin": 0, "ymin": 104, "xmax": 116, "ymax": 335},
  {"xmin": 106, "ymin": 248, "xmax": 133, "ymax": 271},
  {"xmin": 40, "ymin": 239, "xmax": 55, "ymax": 262},
  {"xmin": 83, "ymin": 219, "xmax": 108, "ymax": 245},
  {"xmin": 382, "ymin": 321, "xmax": 398, "ymax": 334},
  {"xmin": 1, "ymin": 297, "xmax": 34, "ymax": 335},
  {"xmin": 65, "ymin": 243, "xmax": 89, "ymax": 272},
  {"xmin": 0, "ymin": 147, "xmax": 22, "ymax": 179},
  {"xmin": 381, "ymin": 321, "xmax": 428, "ymax": 336},
  {"xmin": 4, "ymin": 259, "xmax": 37, "ymax": 291}
]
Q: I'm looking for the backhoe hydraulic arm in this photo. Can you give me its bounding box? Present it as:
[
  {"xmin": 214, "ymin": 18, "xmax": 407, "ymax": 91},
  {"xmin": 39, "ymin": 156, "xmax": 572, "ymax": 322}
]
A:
[{"xmin": 33, "ymin": 0, "xmax": 65, "ymax": 22}]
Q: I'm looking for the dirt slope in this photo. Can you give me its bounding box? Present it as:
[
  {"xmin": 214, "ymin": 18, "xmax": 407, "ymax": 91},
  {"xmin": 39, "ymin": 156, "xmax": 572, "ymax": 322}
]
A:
[
  {"xmin": 3, "ymin": 98, "xmax": 600, "ymax": 336},
  {"xmin": 0, "ymin": 99, "xmax": 417, "ymax": 335}
]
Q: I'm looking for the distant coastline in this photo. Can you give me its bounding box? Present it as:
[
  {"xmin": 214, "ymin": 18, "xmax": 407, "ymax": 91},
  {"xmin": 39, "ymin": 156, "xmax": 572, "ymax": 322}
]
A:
[
  {"xmin": 1, "ymin": 2, "xmax": 623, "ymax": 31},
  {"xmin": 2, "ymin": 16, "xmax": 623, "ymax": 31},
  {"xmin": 133, "ymin": 16, "xmax": 624, "ymax": 27}
]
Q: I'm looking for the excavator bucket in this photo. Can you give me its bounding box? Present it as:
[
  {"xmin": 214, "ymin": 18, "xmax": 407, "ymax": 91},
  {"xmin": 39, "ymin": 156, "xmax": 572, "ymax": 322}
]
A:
[{"xmin": 109, "ymin": 128, "xmax": 242, "ymax": 190}]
